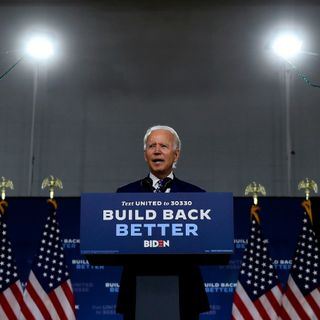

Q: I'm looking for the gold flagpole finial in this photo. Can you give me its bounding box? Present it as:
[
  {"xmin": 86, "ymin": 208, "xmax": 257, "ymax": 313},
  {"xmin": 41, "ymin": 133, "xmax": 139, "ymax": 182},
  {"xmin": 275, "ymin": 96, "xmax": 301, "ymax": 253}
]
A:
[
  {"xmin": 41, "ymin": 175, "xmax": 63, "ymax": 199},
  {"xmin": 298, "ymin": 178, "xmax": 318, "ymax": 200},
  {"xmin": 245, "ymin": 181, "xmax": 266, "ymax": 205},
  {"xmin": 0, "ymin": 177, "xmax": 14, "ymax": 200}
]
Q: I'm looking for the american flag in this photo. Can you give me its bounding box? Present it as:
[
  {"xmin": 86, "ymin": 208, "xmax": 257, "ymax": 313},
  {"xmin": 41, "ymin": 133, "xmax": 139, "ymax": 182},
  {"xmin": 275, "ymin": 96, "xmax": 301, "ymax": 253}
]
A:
[
  {"xmin": 279, "ymin": 199, "xmax": 320, "ymax": 319},
  {"xmin": 0, "ymin": 200, "xmax": 25, "ymax": 320},
  {"xmin": 232, "ymin": 205, "xmax": 283, "ymax": 320},
  {"xmin": 21, "ymin": 199, "xmax": 76, "ymax": 320}
]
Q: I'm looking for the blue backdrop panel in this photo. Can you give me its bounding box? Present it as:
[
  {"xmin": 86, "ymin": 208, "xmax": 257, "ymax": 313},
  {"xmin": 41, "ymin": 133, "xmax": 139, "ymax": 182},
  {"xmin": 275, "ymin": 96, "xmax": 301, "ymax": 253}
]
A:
[{"xmin": 4, "ymin": 197, "xmax": 320, "ymax": 319}]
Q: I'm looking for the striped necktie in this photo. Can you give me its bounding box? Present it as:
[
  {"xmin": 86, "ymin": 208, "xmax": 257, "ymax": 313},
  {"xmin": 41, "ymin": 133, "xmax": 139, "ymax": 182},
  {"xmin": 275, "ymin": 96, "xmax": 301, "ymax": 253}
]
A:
[
  {"xmin": 154, "ymin": 178, "xmax": 172, "ymax": 193},
  {"xmin": 154, "ymin": 179, "xmax": 165, "ymax": 193}
]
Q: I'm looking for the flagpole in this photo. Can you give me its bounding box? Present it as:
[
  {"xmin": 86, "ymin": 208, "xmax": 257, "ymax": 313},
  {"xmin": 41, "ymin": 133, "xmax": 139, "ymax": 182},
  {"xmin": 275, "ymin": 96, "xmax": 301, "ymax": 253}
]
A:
[
  {"xmin": 284, "ymin": 63, "xmax": 293, "ymax": 196},
  {"xmin": 27, "ymin": 63, "xmax": 39, "ymax": 196}
]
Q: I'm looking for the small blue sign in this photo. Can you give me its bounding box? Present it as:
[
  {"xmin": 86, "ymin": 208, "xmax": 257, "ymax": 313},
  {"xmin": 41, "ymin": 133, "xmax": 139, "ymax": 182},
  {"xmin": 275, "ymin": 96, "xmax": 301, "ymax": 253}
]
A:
[{"xmin": 80, "ymin": 193, "xmax": 234, "ymax": 255}]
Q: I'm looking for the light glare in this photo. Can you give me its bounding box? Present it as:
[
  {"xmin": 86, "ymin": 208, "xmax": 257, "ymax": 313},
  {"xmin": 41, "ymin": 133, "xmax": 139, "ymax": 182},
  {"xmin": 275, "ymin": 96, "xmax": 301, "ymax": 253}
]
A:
[
  {"xmin": 26, "ymin": 36, "xmax": 54, "ymax": 60},
  {"xmin": 272, "ymin": 34, "xmax": 302, "ymax": 59}
]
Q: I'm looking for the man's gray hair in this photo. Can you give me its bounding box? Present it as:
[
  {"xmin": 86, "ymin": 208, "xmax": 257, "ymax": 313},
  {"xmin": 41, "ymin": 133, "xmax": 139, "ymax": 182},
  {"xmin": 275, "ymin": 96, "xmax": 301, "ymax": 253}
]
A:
[
  {"xmin": 143, "ymin": 125, "xmax": 181, "ymax": 151},
  {"xmin": 143, "ymin": 125, "xmax": 181, "ymax": 169}
]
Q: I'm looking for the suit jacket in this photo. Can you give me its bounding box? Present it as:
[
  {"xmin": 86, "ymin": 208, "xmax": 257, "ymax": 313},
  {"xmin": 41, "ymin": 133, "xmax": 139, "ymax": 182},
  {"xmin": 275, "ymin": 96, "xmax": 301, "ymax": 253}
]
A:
[
  {"xmin": 116, "ymin": 176, "xmax": 210, "ymax": 320},
  {"xmin": 117, "ymin": 176, "xmax": 206, "ymax": 193}
]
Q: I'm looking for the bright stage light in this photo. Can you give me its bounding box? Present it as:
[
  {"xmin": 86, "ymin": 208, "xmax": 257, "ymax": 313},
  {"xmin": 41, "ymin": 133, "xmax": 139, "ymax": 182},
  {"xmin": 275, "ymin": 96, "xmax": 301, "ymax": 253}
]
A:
[
  {"xmin": 26, "ymin": 35, "xmax": 54, "ymax": 60},
  {"xmin": 271, "ymin": 33, "xmax": 302, "ymax": 59}
]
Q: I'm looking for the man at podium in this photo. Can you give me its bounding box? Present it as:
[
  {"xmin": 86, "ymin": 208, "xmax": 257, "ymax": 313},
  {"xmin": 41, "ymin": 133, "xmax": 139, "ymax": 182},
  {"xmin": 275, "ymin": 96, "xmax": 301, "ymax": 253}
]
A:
[{"xmin": 116, "ymin": 125, "xmax": 210, "ymax": 320}]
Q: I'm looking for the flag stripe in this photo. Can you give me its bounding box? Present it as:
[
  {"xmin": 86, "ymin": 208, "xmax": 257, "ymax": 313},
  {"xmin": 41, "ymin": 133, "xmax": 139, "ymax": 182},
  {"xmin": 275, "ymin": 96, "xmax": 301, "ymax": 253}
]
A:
[
  {"xmin": 265, "ymin": 285, "xmax": 283, "ymax": 317},
  {"xmin": 233, "ymin": 291, "xmax": 255, "ymax": 320},
  {"xmin": 48, "ymin": 290, "xmax": 68, "ymax": 320},
  {"xmin": 254, "ymin": 285, "xmax": 282, "ymax": 320},
  {"xmin": 279, "ymin": 294, "xmax": 299, "ymax": 320},
  {"xmin": 231, "ymin": 303, "xmax": 245, "ymax": 320},
  {"xmin": 258, "ymin": 295, "xmax": 274, "ymax": 319},
  {"xmin": 310, "ymin": 288, "xmax": 320, "ymax": 305},
  {"xmin": 20, "ymin": 295, "xmax": 35, "ymax": 320},
  {"xmin": 0, "ymin": 304, "xmax": 9, "ymax": 320},
  {"xmin": 25, "ymin": 282, "xmax": 50, "ymax": 320},
  {"xmin": 254, "ymin": 298, "xmax": 271, "ymax": 320},
  {"xmin": 9, "ymin": 281, "xmax": 23, "ymax": 305},
  {"xmin": 3, "ymin": 282, "xmax": 24, "ymax": 318},
  {"xmin": 232, "ymin": 282, "xmax": 260, "ymax": 320},
  {"xmin": 0, "ymin": 289, "xmax": 17, "ymax": 320},
  {"xmin": 307, "ymin": 288, "xmax": 320, "ymax": 318},
  {"xmin": 286, "ymin": 277, "xmax": 311, "ymax": 319},
  {"xmin": 22, "ymin": 289, "xmax": 41, "ymax": 320},
  {"xmin": 59, "ymin": 281, "xmax": 76, "ymax": 319},
  {"xmin": 25, "ymin": 273, "xmax": 53, "ymax": 320}
]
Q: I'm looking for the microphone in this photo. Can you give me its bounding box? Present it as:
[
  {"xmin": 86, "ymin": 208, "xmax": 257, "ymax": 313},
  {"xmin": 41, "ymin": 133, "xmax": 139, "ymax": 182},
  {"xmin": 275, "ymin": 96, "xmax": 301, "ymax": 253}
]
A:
[
  {"xmin": 141, "ymin": 176, "xmax": 173, "ymax": 192},
  {"xmin": 160, "ymin": 177, "xmax": 172, "ymax": 192},
  {"xmin": 141, "ymin": 177, "xmax": 154, "ymax": 192}
]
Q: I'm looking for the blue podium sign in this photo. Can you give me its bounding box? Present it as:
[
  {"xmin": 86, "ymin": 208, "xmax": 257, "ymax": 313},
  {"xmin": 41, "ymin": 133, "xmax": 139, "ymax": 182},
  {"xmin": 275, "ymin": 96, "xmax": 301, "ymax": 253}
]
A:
[{"xmin": 80, "ymin": 192, "xmax": 233, "ymax": 256}]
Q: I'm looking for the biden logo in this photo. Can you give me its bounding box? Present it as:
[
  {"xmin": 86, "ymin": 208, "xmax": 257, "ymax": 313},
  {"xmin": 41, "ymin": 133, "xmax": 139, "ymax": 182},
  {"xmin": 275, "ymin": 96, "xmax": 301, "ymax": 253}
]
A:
[{"xmin": 144, "ymin": 240, "xmax": 170, "ymax": 248}]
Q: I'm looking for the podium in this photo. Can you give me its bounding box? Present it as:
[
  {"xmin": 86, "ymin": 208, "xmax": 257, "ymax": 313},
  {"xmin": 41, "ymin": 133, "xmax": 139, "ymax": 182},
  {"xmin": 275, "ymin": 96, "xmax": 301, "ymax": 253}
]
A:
[{"xmin": 80, "ymin": 192, "xmax": 234, "ymax": 319}]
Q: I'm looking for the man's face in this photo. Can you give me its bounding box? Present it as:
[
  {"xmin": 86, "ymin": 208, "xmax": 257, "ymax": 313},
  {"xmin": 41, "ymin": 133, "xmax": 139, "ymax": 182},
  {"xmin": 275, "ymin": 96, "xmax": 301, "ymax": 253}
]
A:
[{"xmin": 144, "ymin": 129, "xmax": 180, "ymax": 179}]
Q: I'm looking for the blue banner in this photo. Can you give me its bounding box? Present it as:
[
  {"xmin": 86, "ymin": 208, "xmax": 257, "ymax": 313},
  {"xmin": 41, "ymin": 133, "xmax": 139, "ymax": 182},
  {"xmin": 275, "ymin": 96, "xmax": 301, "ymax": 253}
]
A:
[
  {"xmin": 80, "ymin": 192, "xmax": 234, "ymax": 255},
  {"xmin": 4, "ymin": 196, "xmax": 320, "ymax": 319}
]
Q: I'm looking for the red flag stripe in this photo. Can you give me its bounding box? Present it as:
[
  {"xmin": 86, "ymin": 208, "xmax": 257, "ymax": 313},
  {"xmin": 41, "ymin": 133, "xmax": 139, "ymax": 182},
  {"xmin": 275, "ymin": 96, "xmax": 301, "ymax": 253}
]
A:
[
  {"xmin": 233, "ymin": 291, "xmax": 256, "ymax": 320},
  {"xmin": 231, "ymin": 303, "xmax": 245, "ymax": 320},
  {"xmin": 60, "ymin": 280, "xmax": 76, "ymax": 317},
  {"xmin": 4, "ymin": 282, "xmax": 25, "ymax": 318},
  {"xmin": 9, "ymin": 281, "xmax": 24, "ymax": 305},
  {"xmin": 233, "ymin": 282, "xmax": 264, "ymax": 319},
  {"xmin": 25, "ymin": 280, "xmax": 53, "ymax": 320},
  {"xmin": 0, "ymin": 289, "xmax": 18, "ymax": 320},
  {"xmin": 254, "ymin": 286, "xmax": 282, "ymax": 320},
  {"xmin": 0, "ymin": 306, "xmax": 9, "ymax": 320},
  {"xmin": 254, "ymin": 298, "xmax": 271, "ymax": 320},
  {"xmin": 305, "ymin": 289, "xmax": 320, "ymax": 319},
  {"xmin": 279, "ymin": 294, "xmax": 298, "ymax": 320},
  {"xmin": 310, "ymin": 287, "xmax": 320, "ymax": 304},
  {"xmin": 48, "ymin": 290, "xmax": 68, "ymax": 320},
  {"xmin": 265, "ymin": 285, "xmax": 283, "ymax": 316},
  {"xmin": 287, "ymin": 275, "xmax": 317, "ymax": 318},
  {"xmin": 286, "ymin": 285, "xmax": 310, "ymax": 319},
  {"xmin": 20, "ymin": 297, "xmax": 36, "ymax": 320}
]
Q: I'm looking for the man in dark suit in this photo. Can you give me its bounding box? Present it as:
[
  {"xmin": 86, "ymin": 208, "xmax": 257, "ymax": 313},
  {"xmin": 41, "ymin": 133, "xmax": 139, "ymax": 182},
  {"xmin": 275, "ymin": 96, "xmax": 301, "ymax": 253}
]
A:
[{"xmin": 116, "ymin": 125, "xmax": 210, "ymax": 320}]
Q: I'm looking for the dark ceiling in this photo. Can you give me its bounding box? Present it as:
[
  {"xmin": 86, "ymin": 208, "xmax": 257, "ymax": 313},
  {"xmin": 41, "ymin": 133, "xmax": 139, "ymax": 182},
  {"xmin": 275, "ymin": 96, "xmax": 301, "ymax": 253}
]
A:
[{"xmin": 1, "ymin": 0, "xmax": 319, "ymax": 6}]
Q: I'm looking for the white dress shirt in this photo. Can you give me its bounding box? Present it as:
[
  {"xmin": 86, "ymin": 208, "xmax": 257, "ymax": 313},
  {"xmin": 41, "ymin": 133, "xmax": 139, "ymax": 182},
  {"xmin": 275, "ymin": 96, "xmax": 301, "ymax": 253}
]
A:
[{"xmin": 149, "ymin": 172, "xmax": 174, "ymax": 193}]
